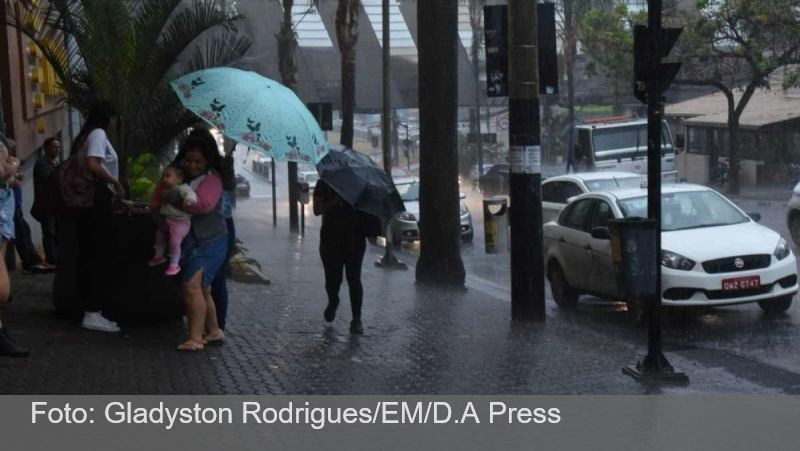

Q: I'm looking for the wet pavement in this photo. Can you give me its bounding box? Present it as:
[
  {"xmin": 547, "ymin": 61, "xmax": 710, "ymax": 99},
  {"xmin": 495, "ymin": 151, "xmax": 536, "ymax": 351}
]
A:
[
  {"xmin": 2, "ymin": 182, "xmax": 800, "ymax": 394},
  {"xmin": 2, "ymin": 155, "xmax": 800, "ymax": 394}
]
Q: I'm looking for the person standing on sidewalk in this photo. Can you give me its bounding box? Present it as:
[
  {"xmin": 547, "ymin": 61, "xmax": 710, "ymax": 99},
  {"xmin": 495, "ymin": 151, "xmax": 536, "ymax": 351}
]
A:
[
  {"xmin": 31, "ymin": 137, "xmax": 61, "ymax": 266},
  {"xmin": 171, "ymin": 128, "xmax": 227, "ymax": 351},
  {"xmin": 11, "ymin": 182, "xmax": 51, "ymax": 272},
  {"xmin": 313, "ymin": 179, "xmax": 368, "ymax": 335},
  {"xmin": 74, "ymin": 102, "xmax": 126, "ymax": 333},
  {"xmin": 0, "ymin": 137, "xmax": 30, "ymax": 357},
  {"xmin": 210, "ymin": 141, "xmax": 237, "ymax": 333}
]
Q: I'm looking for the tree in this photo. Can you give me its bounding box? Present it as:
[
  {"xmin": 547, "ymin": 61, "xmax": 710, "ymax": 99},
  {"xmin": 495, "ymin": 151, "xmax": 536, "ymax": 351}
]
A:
[
  {"xmin": 335, "ymin": 0, "xmax": 361, "ymax": 149},
  {"xmin": 556, "ymin": 1, "xmax": 614, "ymax": 152},
  {"xmin": 276, "ymin": 0, "xmax": 301, "ymax": 231},
  {"xmin": 416, "ymin": 0, "xmax": 465, "ymax": 287},
  {"xmin": 582, "ymin": 1, "xmax": 800, "ymax": 194},
  {"xmin": 7, "ymin": 0, "xmax": 251, "ymax": 161},
  {"xmin": 277, "ymin": 0, "xmax": 299, "ymax": 91},
  {"xmin": 467, "ymin": 0, "xmax": 484, "ymax": 173},
  {"xmin": 580, "ymin": 2, "xmax": 644, "ymax": 112},
  {"xmin": 675, "ymin": 0, "xmax": 800, "ymax": 194}
]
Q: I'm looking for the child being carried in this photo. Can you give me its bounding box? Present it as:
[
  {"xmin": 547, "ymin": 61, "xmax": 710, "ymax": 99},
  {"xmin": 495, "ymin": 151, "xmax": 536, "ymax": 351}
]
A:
[{"xmin": 148, "ymin": 164, "xmax": 197, "ymax": 275}]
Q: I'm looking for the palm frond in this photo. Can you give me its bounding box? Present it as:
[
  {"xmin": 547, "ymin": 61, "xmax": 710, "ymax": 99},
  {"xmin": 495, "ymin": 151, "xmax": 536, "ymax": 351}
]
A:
[
  {"xmin": 184, "ymin": 29, "xmax": 253, "ymax": 74},
  {"xmin": 141, "ymin": 0, "xmax": 244, "ymax": 91}
]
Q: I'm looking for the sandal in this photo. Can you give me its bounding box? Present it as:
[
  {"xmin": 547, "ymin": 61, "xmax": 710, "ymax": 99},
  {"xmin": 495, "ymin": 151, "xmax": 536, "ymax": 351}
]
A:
[
  {"xmin": 177, "ymin": 340, "xmax": 205, "ymax": 352},
  {"xmin": 203, "ymin": 331, "xmax": 225, "ymax": 346}
]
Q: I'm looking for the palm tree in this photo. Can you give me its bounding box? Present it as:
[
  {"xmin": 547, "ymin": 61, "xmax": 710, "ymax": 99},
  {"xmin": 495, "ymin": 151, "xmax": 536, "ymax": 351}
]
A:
[
  {"xmin": 6, "ymin": 0, "xmax": 251, "ymax": 162},
  {"xmin": 335, "ymin": 0, "xmax": 360, "ymax": 149},
  {"xmin": 416, "ymin": 0, "xmax": 465, "ymax": 287}
]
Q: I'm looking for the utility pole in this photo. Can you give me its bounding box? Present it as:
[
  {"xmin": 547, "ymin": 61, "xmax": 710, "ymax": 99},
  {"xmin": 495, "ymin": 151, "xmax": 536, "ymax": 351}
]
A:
[
  {"xmin": 508, "ymin": 0, "xmax": 544, "ymax": 321},
  {"xmin": 624, "ymin": 0, "xmax": 687, "ymax": 383},
  {"xmin": 377, "ymin": 0, "xmax": 406, "ymax": 270}
]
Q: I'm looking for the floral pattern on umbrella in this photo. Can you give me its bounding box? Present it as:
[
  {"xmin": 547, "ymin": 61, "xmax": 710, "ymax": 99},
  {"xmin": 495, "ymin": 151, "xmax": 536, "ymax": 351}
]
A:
[{"xmin": 170, "ymin": 68, "xmax": 328, "ymax": 163}]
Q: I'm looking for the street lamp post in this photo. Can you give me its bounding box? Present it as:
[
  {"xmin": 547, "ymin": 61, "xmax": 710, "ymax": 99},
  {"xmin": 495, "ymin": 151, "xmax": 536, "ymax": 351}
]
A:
[{"xmin": 376, "ymin": 0, "xmax": 407, "ymax": 270}]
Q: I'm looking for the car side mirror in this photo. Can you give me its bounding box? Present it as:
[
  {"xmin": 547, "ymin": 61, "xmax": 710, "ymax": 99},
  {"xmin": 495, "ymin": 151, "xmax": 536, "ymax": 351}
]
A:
[
  {"xmin": 591, "ymin": 226, "xmax": 611, "ymax": 240},
  {"xmin": 749, "ymin": 213, "xmax": 762, "ymax": 223}
]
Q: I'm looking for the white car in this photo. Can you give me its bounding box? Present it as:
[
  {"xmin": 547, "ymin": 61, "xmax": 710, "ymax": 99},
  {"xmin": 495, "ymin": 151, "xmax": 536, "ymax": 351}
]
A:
[
  {"xmin": 542, "ymin": 172, "xmax": 645, "ymax": 224},
  {"xmin": 786, "ymin": 182, "xmax": 800, "ymax": 246},
  {"xmin": 544, "ymin": 184, "xmax": 797, "ymax": 319}
]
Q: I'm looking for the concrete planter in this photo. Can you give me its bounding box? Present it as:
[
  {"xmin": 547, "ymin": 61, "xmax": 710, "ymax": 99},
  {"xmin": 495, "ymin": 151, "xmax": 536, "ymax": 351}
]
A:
[{"xmin": 53, "ymin": 211, "xmax": 184, "ymax": 324}]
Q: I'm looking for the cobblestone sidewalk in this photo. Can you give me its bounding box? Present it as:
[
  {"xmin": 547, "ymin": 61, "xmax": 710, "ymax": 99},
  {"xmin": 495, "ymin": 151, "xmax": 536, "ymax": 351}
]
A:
[{"xmin": 0, "ymin": 199, "xmax": 791, "ymax": 394}]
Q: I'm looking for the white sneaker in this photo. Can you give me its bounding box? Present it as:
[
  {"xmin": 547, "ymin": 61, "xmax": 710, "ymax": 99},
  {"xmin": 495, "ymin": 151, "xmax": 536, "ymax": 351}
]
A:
[{"xmin": 82, "ymin": 312, "xmax": 120, "ymax": 333}]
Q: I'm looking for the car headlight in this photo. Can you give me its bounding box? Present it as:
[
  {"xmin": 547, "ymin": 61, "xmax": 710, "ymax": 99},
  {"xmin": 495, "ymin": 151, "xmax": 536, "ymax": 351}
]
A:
[
  {"xmin": 460, "ymin": 203, "xmax": 468, "ymax": 215},
  {"xmin": 774, "ymin": 238, "xmax": 791, "ymax": 260},
  {"xmin": 661, "ymin": 250, "xmax": 695, "ymax": 271},
  {"xmin": 398, "ymin": 212, "xmax": 417, "ymax": 222}
]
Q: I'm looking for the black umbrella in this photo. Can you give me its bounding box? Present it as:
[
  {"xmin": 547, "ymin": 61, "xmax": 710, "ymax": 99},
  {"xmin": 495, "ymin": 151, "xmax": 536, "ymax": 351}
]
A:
[{"xmin": 316, "ymin": 146, "xmax": 405, "ymax": 219}]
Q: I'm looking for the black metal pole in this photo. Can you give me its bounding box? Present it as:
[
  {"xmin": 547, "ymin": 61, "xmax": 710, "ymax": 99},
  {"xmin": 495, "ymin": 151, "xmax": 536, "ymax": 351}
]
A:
[
  {"xmin": 624, "ymin": 0, "xmax": 687, "ymax": 383},
  {"xmin": 377, "ymin": 0, "xmax": 406, "ymax": 270},
  {"xmin": 509, "ymin": 0, "xmax": 545, "ymax": 321},
  {"xmin": 643, "ymin": 0, "xmax": 671, "ymax": 373},
  {"xmin": 271, "ymin": 159, "xmax": 277, "ymax": 227}
]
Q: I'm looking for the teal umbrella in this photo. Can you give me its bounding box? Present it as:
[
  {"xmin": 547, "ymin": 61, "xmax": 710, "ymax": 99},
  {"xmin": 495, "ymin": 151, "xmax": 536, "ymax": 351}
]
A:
[{"xmin": 170, "ymin": 68, "xmax": 328, "ymax": 164}]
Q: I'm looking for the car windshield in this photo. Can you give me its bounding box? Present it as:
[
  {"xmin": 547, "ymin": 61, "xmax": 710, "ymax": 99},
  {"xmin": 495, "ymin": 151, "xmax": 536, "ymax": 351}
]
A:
[
  {"xmin": 397, "ymin": 183, "xmax": 420, "ymax": 201},
  {"xmin": 617, "ymin": 191, "xmax": 749, "ymax": 231},
  {"xmin": 584, "ymin": 177, "xmax": 644, "ymax": 192}
]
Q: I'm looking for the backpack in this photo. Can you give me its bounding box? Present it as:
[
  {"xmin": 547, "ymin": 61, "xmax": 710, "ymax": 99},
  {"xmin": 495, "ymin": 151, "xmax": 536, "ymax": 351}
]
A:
[{"xmin": 51, "ymin": 148, "xmax": 95, "ymax": 215}]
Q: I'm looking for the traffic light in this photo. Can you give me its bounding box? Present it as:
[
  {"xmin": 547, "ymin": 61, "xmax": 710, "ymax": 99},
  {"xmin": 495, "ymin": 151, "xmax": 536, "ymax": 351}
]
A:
[{"xmin": 633, "ymin": 25, "xmax": 682, "ymax": 104}]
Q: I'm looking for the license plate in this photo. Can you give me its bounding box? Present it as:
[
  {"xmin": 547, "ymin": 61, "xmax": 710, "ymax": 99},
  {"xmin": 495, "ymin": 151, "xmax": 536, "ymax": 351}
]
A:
[{"xmin": 722, "ymin": 276, "xmax": 761, "ymax": 291}]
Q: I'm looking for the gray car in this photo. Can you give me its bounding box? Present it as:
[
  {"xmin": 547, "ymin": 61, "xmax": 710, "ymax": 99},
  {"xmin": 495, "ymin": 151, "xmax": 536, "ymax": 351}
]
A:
[{"xmin": 391, "ymin": 182, "xmax": 473, "ymax": 244}]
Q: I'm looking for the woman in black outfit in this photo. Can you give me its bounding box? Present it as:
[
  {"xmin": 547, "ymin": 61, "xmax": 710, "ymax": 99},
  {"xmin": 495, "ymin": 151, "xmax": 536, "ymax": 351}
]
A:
[{"xmin": 313, "ymin": 180, "xmax": 368, "ymax": 335}]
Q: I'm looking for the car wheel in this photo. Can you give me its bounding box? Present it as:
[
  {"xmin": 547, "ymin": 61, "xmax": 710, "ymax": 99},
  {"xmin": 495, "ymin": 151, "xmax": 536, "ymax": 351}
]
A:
[
  {"xmin": 790, "ymin": 212, "xmax": 800, "ymax": 247},
  {"xmin": 548, "ymin": 262, "xmax": 578, "ymax": 309},
  {"xmin": 758, "ymin": 295, "xmax": 793, "ymax": 315},
  {"xmin": 461, "ymin": 230, "xmax": 474, "ymax": 244}
]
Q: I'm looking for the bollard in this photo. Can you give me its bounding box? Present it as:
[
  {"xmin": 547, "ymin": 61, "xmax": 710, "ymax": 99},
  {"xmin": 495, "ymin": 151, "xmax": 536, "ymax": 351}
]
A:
[
  {"xmin": 298, "ymin": 182, "xmax": 310, "ymax": 235},
  {"xmin": 483, "ymin": 196, "xmax": 509, "ymax": 254}
]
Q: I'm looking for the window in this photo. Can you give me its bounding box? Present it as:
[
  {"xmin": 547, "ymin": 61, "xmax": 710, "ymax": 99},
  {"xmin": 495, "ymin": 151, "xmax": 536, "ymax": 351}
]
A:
[
  {"xmin": 291, "ymin": 2, "xmax": 334, "ymax": 48},
  {"xmin": 592, "ymin": 123, "xmax": 674, "ymax": 162},
  {"xmin": 584, "ymin": 176, "xmax": 644, "ymax": 192},
  {"xmin": 590, "ymin": 201, "xmax": 614, "ymax": 230},
  {"xmin": 543, "ymin": 181, "xmax": 584, "ymax": 204},
  {"xmin": 617, "ymin": 191, "xmax": 748, "ymax": 231},
  {"xmin": 562, "ymin": 199, "xmax": 593, "ymax": 231},
  {"xmin": 561, "ymin": 182, "xmax": 582, "ymax": 201},
  {"xmin": 363, "ymin": 0, "xmax": 416, "ymax": 55},
  {"xmin": 542, "ymin": 182, "xmax": 559, "ymax": 203}
]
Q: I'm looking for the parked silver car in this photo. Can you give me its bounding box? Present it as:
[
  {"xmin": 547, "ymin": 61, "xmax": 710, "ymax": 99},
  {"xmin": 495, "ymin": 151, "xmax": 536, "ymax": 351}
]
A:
[{"xmin": 391, "ymin": 182, "xmax": 473, "ymax": 244}]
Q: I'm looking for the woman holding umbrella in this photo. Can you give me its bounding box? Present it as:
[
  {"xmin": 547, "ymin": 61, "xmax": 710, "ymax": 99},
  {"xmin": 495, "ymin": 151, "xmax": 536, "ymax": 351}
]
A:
[
  {"xmin": 314, "ymin": 146, "xmax": 404, "ymax": 335},
  {"xmin": 314, "ymin": 180, "xmax": 369, "ymax": 334}
]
